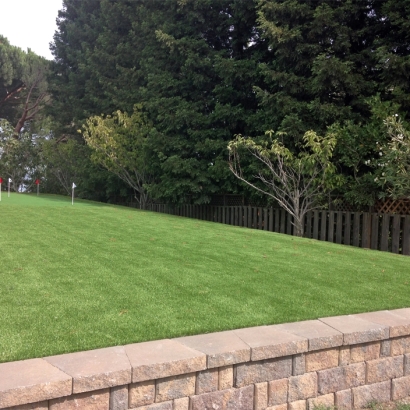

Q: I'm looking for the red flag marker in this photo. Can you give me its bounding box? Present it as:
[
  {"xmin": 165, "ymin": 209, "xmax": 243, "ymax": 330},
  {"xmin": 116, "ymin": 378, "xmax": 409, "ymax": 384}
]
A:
[{"xmin": 35, "ymin": 179, "xmax": 40, "ymax": 195}]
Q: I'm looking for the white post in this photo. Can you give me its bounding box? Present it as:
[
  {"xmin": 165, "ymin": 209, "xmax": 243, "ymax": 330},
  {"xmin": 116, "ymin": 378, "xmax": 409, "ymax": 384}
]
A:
[
  {"xmin": 37, "ymin": 184, "xmax": 39, "ymax": 196},
  {"xmin": 8, "ymin": 178, "xmax": 11, "ymax": 198},
  {"xmin": 72, "ymin": 182, "xmax": 76, "ymax": 205}
]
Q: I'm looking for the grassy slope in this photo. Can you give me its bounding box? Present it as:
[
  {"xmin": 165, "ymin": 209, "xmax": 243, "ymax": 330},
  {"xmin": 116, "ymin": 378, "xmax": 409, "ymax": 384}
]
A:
[{"xmin": 1, "ymin": 194, "xmax": 409, "ymax": 362}]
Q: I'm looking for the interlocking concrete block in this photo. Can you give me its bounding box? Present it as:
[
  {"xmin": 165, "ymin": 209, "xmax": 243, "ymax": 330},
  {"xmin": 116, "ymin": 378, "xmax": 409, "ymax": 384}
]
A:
[
  {"xmin": 288, "ymin": 399, "xmax": 306, "ymax": 410},
  {"xmin": 352, "ymin": 381, "xmax": 391, "ymax": 408},
  {"xmin": 131, "ymin": 402, "xmax": 173, "ymax": 410},
  {"xmin": 335, "ymin": 389, "xmax": 352, "ymax": 410},
  {"xmin": 288, "ymin": 372, "xmax": 317, "ymax": 401},
  {"xmin": 2, "ymin": 401, "xmax": 48, "ymax": 409},
  {"xmin": 254, "ymin": 382, "xmax": 268, "ymax": 410},
  {"xmin": 355, "ymin": 310, "xmax": 410, "ymax": 338},
  {"xmin": 305, "ymin": 348, "xmax": 339, "ymax": 372},
  {"xmin": 350, "ymin": 342, "xmax": 380, "ymax": 363},
  {"xmin": 266, "ymin": 404, "xmax": 288, "ymax": 410},
  {"xmin": 0, "ymin": 358, "xmax": 72, "ymax": 408},
  {"xmin": 196, "ymin": 369, "xmax": 218, "ymax": 394},
  {"xmin": 405, "ymin": 354, "xmax": 410, "ymax": 375},
  {"xmin": 233, "ymin": 326, "xmax": 308, "ymax": 361},
  {"xmin": 293, "ymin": 354, "xmax": 305, "ymax": 376},
  {"xmin": 320, "ymin": 315, "xmax": 389, "ymax": 346},
  {"xmin": 381, "ymin": 340, "xmax": 392, "ymax": 357},
  {"xmin": 307, "ymin": 393, "xmax": 334, "ymax": 410},
  {"xmin": 45, "ymin": 346, "xmax": 131, "ymax": 394},
  {"xmin": 109, "ymin": 385, "xmax": 128, "ymax": 410},
  {"xmin": 234, "ymin": 357, "xmax": 292, "ymax": 388},
  {"xmin": 392, "ymin": 375, "xmax": 410, "ymax": 401},
  {"xmin": 125, "ymin": 339, "xmax": 206, "ymax": 383},
  {"xmin": 268, "ymin": 378, "xmax": 288, "ymax": 406},
  {"xmin": 366, "ymin": 355, "xmax": 403, "ymax": 384},
  {"xmin": 339, "ymin": 346, "xmax": 351, "ymax": 366},
  {"xmin": 49, "ymin": 388, "xmax": 110, "ymax": 409},
  {"xmin": 218, "ymin": 366, "xmax": 233, "ymax": 390},
  {"xmin": 391, "ymin": 337, "xmax": 410, "ymax": 356},
  {"xmin": 155, "ymin": 373, "xmax": 195, "ymax": 402},
  {"xmin": 318, "ymin": 362, "xmax": 365, "ymax": 394},
  {"xmin": 173, "ymin": 397, "xmax": 189, "ymax": 410},
  {"xmin": 129, "ymin": 381, "xmax": 155, "ymax": 408},
  {"xmin": 175, "ymin": 331, "xmax": 250, "ymax": 368},
  {"xmin": 189, "ymin": 385, "xmax": 254, "ymax": 410},
  {"xmin": 275, "ymin": 320, "xmax": 343, "ymax": 351}
]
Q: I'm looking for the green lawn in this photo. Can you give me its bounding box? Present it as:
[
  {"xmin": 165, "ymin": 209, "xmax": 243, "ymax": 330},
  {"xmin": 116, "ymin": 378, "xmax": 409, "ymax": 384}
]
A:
[{"xmin": 1, "ymin": 193, "xmax": 409, "ymax": 363}]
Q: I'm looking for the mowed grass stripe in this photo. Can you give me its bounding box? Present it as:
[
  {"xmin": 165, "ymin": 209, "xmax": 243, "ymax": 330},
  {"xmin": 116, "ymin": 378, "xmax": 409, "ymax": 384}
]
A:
[{"xmin": 0, "ymin": 194, "xmax": 409, "ymax": 363}]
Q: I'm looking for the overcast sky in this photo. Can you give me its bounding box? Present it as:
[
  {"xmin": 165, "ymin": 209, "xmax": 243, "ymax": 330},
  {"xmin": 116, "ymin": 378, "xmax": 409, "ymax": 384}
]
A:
[{"xmin": 0, "ymin": 0, "xmax": 64, "ymax": 60}]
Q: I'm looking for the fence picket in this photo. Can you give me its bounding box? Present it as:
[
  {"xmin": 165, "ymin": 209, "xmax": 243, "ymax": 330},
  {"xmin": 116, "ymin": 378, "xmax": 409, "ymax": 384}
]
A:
[
  {"xmin": 336, "ymin": 212, "xmax": 343, "ymax": 244},
  {"xmin": 392, "ymin": 215, "xmax": 401, "ymax": 254},
  {"xmin": 353, "ymin": 213, "xmax": 361, "ymax": 247},
  {"xmin": 403, "ymin": 216, "xmax": 410, "ymax": 256},
  {"xmin": 380, "ymin": 214, "xmax": 390, "ymax": 252}
]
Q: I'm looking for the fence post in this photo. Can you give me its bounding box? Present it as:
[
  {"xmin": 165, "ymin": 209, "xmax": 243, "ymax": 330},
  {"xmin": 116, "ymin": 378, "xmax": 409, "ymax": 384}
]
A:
[
  {"xmin": 392, "ymin": 215, "xmax": 401, "ymax": 254},
  {"xmin": 403, "ymin": 215, "xmax": 410, "ymax": 256}
]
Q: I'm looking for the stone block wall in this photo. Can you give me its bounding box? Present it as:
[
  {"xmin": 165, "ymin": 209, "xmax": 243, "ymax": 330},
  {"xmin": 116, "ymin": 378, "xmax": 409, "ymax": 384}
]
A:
[{"xmin": 2, "ymin": 308, "xmax": 410, "ymax": 409}]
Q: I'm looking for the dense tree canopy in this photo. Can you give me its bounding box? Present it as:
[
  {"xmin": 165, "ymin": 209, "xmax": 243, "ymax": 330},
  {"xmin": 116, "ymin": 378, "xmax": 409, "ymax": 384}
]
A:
[{"xmin": 42, "ymin": 0, "xmax": 410, "ymax": 206}]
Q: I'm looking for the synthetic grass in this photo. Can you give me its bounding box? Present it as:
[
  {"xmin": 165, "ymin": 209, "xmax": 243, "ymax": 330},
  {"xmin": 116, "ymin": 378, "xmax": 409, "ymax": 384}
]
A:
[{"xmin": 1, "ymin": 193, "xmax": 409, "ymax": 363}]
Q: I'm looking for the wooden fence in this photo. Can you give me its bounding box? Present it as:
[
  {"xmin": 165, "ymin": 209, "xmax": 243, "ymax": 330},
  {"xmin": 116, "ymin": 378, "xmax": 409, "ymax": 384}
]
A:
[{"xmin": 146, "ymin": 204, "xmax": 410, "ymax": 256}]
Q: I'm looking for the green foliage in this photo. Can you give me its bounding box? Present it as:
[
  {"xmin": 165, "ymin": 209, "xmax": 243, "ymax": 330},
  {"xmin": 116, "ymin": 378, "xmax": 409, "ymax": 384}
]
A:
[
  {"xmin": 82, "ymin": 107, "xmax": 154, "ymax": 208},
  {"xmin": 0, "ymin": 119, "xmax": 44, "ymax": 191},
  {"xmin": 374, "ymin": 115, "xmax": 410, "ymax": 199},
  {"xmin": 0, "ymin": 36, "xmax": 50, "ymax": 133},
  {"xmin": 228, "ymin": 130, "xmax": 342, "ymax": 236}
]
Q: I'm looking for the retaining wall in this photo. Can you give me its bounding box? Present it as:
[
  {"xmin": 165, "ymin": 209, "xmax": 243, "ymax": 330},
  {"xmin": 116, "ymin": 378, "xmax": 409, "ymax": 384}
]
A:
[{"xmin": 2, "ymin": 309, "xmax": 410, "ymax": 409}]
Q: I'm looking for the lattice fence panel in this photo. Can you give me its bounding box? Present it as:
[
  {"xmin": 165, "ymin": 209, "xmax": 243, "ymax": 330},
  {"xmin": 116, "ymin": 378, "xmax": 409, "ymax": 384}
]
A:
[{"xmin": 374, "ymin": 199, "xmax": 410, "ymax": 214}]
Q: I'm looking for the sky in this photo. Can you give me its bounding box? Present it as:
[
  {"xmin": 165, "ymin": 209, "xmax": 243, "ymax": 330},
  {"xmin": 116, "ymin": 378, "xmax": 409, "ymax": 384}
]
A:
[{"xmin": 0, "ymin": 0, "xmax": 64, "ymax": 60}]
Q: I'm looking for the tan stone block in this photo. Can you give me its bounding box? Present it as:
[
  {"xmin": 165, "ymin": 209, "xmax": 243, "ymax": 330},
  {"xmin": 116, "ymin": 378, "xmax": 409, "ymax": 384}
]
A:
[
  {"xmin": 218, "ymin": 366, "xmax": 233, "ymax": 390},
  {"xmin": 129, "ymin": 381, "xmax": 155, "ymax": 407},
  {"xmin": 335, "ymin": 389, "xmax": 352, "ymax": 410},
  {"xmin": 392, "ymin": 337, "xmax": 410, "ymax": 356},
  {"xmin": 124, "ymin": 339, "xmax": 206, "ymax": 383},
  {"xmin": 49, "ymin": 388, "xmax": 110, "ymax": 409},
  {"xmin": 352, "ymin": 381, "xmax": 391, "ymax": 408},
  {"xmin": 3, "ymin": 402, "xmax": 48, "ymax": 410},
  {"xmin": 190, "ymin": 385, "xmax": 254, "ymax": 410},
  {"xmin": 45, "ymin": 346, "xmax": 131, "ymax": 394},
  {"xmin": 175, "ymin": 331, "xmax": 250, "ymax": 368},
  {"xmin": 110, "ymin": 385, "xmax": 128, "ymax": 410},
  {"xmin": 268, "ymin": 378, "xmax": 288, "ymax": 406},
  {"xmin": 234, "ymin": 357, "xmax": 292, "ymax": 388},
  {"xmin": 320, "ymin": 315, "xmax": 389, "ymax": 345},
  {"xmin": 307, "ymin": 393, "xmax": 334, "ymax": 410},
  {"xmin": 340, "ymin": 346, "xmax": 351, "ymax": 366},
  {"xmin": 233, "ymin": 326, "xmax": 308, "ymax": 361},
  {"xmin": 288, "ymin": 399, "xmax": 306, "ymax": 410},
  {"xmin": 173, "ymin": 397, "xmax": 189, "ymax": 410},
  {"xmin": 254, "ymin": 382, "xmax": 268, "ymax": 410},
  {"xmin": 366, "ymin": 355, "xmax": 403, "ymax": 384},
  {"xmin": 267, "ymin": 404, "xmax": 287, "ymax": 410},
  {"xmin": 405, "ymin": 354, "xmax": 410, "ymax": 375},
  {"xmin": 155, "ymin": 373, "xmax": 195, "ymax": 402},
  {"xmin": 132, "ymin": 402, "xmax": 172, "ymax": 410},
  {"xmin": 195, "ymin": 369, "xmax": 218, "ymax": 394},
  {"xmin": 350, "ymin": 342, "xmax": 380, "ymax": 363},
  {"xmin": 305, "ymin": 348, "xmax": 339, "ymax": 372},
  {"xmin": 293, "ymin": 354, "xmax": 305, "ymax": 375},
  {"xmin": 392, "ymin": 375, "xmax": 410, "ymax": 401},
  {"xmin": 288, "ymin": 372, "xmax": 317, "ymax": 401},
  {"xmin": 0, "ymin": 358, "xmax": 72, "ymax": 408},
  {"xmin": 381, "ymin": 340, "xmax": 392, "ymax": 357},
  {"xmin": 275, "ymin": 320, "xmax": 343, "ymax": 351},
  {"xmin": 357, "ymin": 309, "xmax": 410, "ymax": 338},
  {"xmin": 318, "ymin": 363, "xmax": 365, "ymax": 394}
]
